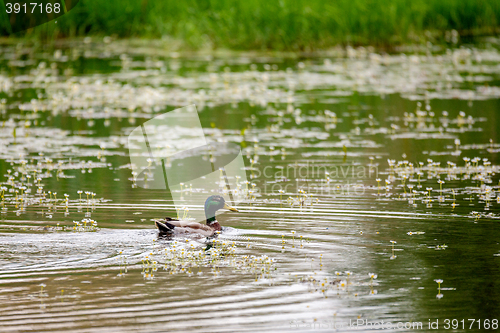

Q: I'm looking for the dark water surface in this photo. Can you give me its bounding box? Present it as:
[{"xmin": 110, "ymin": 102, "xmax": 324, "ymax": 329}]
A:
[{"xmin": 1, "ymin": 38, "xmax": 500, "ymax": 332}]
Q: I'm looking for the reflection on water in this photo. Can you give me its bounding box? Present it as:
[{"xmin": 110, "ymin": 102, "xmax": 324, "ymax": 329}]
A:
[{"xmin": 1, "ymin": 38, "xmax": 500, "ymax": 331}]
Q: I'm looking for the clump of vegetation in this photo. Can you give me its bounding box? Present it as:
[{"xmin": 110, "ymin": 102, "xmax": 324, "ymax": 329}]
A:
[
  {"xmin": 0, "ymin": 156, "xmax": 104, "ymax": 230},
  {"xmin": 137, "ymin": 238, "xmax": 277, "ymax": 281}
]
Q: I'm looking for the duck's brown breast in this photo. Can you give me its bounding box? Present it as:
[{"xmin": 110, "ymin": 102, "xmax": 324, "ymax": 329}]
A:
[{"xmin": 210, "ymin": 222, "xmax": 222, "ymax": 231}]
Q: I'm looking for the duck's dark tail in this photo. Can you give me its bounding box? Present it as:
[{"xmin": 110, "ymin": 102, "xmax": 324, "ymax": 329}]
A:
[{"xmin": 155, "ymin": 219, "xmax": 176, "ymax": 234}]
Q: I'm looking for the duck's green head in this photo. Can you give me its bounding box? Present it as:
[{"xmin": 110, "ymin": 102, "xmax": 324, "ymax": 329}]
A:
[{"xmin": 204, "ymin": 195, "xmax": 238, "ymax": 225}]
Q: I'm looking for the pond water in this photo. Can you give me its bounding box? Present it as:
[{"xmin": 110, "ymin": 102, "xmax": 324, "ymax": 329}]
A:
[{"xmin": 1, "ymin": 38, "xmax": 500, "ymax": 332}]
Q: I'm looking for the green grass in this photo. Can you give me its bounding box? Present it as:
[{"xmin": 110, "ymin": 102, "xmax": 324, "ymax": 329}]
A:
[{"xmin": 1, "ymin": 0, "xmax": 500, "ymax": 50}]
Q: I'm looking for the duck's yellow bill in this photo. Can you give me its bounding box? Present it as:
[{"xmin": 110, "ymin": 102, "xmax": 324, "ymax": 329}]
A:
[{"xmin": 223, "ymin": 203, "xmax": 239, "ymax": 212}]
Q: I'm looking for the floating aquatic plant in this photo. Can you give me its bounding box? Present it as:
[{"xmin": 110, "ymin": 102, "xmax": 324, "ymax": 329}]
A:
[{"xmin": 138, "ymin": 238, "xmax": 277, "ymax": 281}]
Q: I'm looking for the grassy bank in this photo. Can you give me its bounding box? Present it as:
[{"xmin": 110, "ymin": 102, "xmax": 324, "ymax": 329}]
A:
[{"xmin": 1, "ymin": 0, "xmax": 500, "ymax": 50}]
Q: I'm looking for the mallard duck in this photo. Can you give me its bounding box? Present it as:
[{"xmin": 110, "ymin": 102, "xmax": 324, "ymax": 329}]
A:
[{"xmin": 155, "ymin": 195, "xmax": 238, "ymax": 238}]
